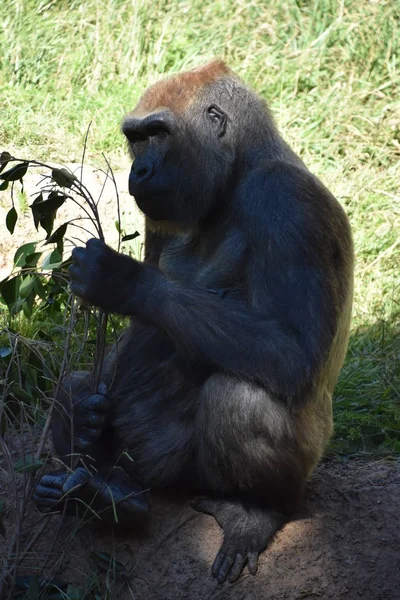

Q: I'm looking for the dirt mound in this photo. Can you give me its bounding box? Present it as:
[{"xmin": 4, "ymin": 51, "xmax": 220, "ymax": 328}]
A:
[{"xmin": 1, "ymin": 459, "xmax": 399, "ymax": 599}]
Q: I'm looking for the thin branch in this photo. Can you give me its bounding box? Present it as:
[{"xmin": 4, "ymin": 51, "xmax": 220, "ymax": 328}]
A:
[
  {"xmin": 80, "ymin": 121, "xmax": 92, "ymax": 185},
  {"xmin": 102, "ymin": 154, "xmax": 122, "ymax": 252}
]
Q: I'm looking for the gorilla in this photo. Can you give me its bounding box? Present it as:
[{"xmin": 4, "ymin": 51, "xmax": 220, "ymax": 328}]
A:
[{"xmin": 33, "ymin": 60, "xmax": 354, "ymax": 584}]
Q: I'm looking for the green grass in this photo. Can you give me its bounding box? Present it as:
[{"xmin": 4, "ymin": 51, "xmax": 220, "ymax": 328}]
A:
[{"xmin": 1, "ymin": 0, "xmax": 399, "ymax": 454}]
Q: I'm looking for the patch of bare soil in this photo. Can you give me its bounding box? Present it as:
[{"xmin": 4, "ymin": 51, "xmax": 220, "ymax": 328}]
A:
[{"xmin": 1, "ymin": 459, "xmax": 399, "ymax": 599}]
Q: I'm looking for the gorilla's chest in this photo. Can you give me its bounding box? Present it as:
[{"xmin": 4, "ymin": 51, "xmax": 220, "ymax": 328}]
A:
[{"xmin": 159, "ymin": 230, "xmax": 248, "ymax": 297}]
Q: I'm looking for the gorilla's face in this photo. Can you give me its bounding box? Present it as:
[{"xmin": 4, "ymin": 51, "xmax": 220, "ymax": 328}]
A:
[{"xmin": 122, "ymin": 104, "xmax": 234, "ymax": 225}]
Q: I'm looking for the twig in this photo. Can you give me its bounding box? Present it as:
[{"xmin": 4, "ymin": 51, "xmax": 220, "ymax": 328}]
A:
[
  {"xmin": 102, "ymin": 153, "xmax": 122, "ymax": 252},
  {"xmin": 80, "ymin": 122, "xmax": 92, "ymax": 185},
  {"xmin": 90, "ymin": 311, "xmax": 108, "ymax": 392}
]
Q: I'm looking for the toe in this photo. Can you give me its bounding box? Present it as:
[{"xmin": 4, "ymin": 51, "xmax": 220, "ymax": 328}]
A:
[
  {"xmin": 228, "ymin": 553, "xmax": 247, "ymax": 583},
  {"xmin": 216, "ymin": 554, "xmax": 235, "ymax": 584},
  {"xmin": 211, "ymin": 551, "xmax": 225, "ymax": 578},
  {"xmin": 247, "ymin": 551, "xmax": 259, "ymax": 575},
  {"xmin": 38, "ymin": 473, "xmax": 66, "ymax": 489},
  {"xmin": 34, "ymin": 483, "xmax": 63, "ymax": 499}
]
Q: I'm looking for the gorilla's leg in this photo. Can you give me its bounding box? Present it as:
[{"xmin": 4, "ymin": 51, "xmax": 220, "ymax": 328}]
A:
[
  {"xmin": 33, "ymin": 371, "xmax": 148, "ymax": 522},
  {"xmin": 193, "ymin": 374, "xmax": 305, "ymax": 583}
]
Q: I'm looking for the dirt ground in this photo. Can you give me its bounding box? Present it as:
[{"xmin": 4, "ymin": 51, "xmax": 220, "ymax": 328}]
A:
[{"xmin": 1, "ymin": 458, "xmax": 399, "ymax": 600}]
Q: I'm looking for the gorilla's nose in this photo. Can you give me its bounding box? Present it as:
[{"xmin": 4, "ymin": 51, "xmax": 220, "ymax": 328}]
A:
[{"xmin": 132, "ymin": 159, "xmax": 153, "ymax": 183}]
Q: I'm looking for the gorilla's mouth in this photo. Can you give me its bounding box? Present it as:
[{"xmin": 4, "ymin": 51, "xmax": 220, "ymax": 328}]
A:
[{"xmin": 133, "ymin": 188, "xmax": 177, "ymax": 222}]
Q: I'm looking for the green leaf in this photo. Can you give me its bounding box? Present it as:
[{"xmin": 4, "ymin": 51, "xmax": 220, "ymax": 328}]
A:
[
  {"xmin": 10, "ymin": 297, "xmax": 25, "ymax": 315},
  {"xmin": 0, "ymin": 180, "xmax": 8, "ymax": 191},
  {"xmin": 0, "ymin": 275, "xmax": 21, "ymax": 308},
  {"xmin": 6, "ymin": 206, "xmax": 18, "ymax": 234},
  {"xmin": 20, "ymin": 275, "xmax": 36, "ymax": 298},
  {"xmin": 30, "ymin": 192, "xmax": 43, "ymax": 230},
  {"xmin": 34, "ymin": 277, "xmax": 47, "ymax": 299},
  {"xmin": 0, "ymin": 151, "xmax": 11, "ymax": 165},
  {"xmin": 121, "ymin": 231, "xmax": 140, "ymax": 242},
  {"xmin": 0, "ymin": 346, "xmax": 12, "ymax": 358},
  {"xmin": 115, "ymin": 220, "xmax": 122, "ymax": 233},
  {"xmin": 13, "ymin": 455, "xmax": 44, "ymax": 474},
  {"xmin": 0, "ymin": 162, "xmax": 28, "ymax": 181},
  {"xmin": 41, "ymin": 249, "xmax": 63, "ymax": 270},
  {"xmin": 0, "ymin": 499, "xmax": 5, "ymax": 538},
  {"xmin": 24, "ymin": 252, "xmax": 43, "ymax": 268},
  {"xmin": 45, "ymin": 222, "xmax": 68, "ymax": 244},
  {"xmin": 51, "ymin": 167, "xmax": 77, "ymax": 189},
  {"xmin": 14, "ymin": 242, "xmax": 37, "ymax": 267},
  {"xmin": 30, "ymin": 191, "xmax": 67, "ymax": 237},
  {"xmin": 22, "ymin": 293, "xmax": 35, "ymax": 318},
  {"xmin": 0, "ymin": 151, "xmax": 12, "ymax": 174},
  {"xmin": 13, "ymin": 385, "xmax": 33, "ymax": 402},
  {"xmin": 56, "ymin": 237, "xmax": 64, "ymax": 256}
]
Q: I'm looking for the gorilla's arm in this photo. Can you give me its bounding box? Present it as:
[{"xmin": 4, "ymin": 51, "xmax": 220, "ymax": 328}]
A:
[
  {"xmin": 70, "ymin": 248, "xmax": 335, "ymax": 404},
  {"xmin": 148, "ymin": 257, "xmax": 335, "ymax": 400}
]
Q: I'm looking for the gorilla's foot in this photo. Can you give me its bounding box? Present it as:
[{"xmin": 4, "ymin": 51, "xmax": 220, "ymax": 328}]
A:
[
  {"xmin": 33, "ymin": 465, "xmax": 149, "ymax": 524},
  {"xmin": 192, "ymin": 497, "xmax": 285, "ymax": 584},
  {"xmin": 73, "ymin": 382, "xmax": 110, "ymax": 453}
]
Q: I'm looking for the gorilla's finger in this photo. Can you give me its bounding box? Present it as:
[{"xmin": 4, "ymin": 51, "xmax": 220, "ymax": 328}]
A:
[
  {"xmin": 80, "ymin": 393, "xmax": 110, "ymax": 413},
  {"xmin": 68, "ymin": 264, "xmax": 83, "ymax": 280},
  {"xmin": 62, "ymin": 467, "xmax": 90, "ymax": 494},
  {"xmin": 86, "ymin": 238, "xmax": 104, "ymax": 250},
  {"xmin": 71, "ymin": 247, "xmax": 85, "ymax": 264},
  {"xmin": 97, "ymin": 381, "xmax": 108, "ymax": 396},
  {"xmin": 69, "ymin": 282, "xmax": 86, "ymax": 298}
]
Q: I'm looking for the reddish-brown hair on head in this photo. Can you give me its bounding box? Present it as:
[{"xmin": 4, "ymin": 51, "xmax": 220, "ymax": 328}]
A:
[{"xmin": 133, "ymin": 60, "xmax": 233, "ymax": 116}]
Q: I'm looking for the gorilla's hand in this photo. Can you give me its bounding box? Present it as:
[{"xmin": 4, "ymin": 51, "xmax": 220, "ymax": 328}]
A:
[{"xmin": 69, "ymin": 238, "xmax": 159, "ymax": 314}]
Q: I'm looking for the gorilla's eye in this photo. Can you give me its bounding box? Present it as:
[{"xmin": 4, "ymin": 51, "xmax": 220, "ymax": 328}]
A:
[
  {"xmin": 126, "ymin": 131, "xmax": 148, "ymax": 144},
  {"xmin": 145, "ymin": 121, "xmax": 170, "ymax": 138},
  {"xmin": 207, "ymin": 105, "xmax": 227, "ymax": 137}
]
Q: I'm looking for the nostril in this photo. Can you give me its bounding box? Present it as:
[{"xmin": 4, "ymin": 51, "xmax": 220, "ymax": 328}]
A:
[
  {"xmin": 133, "ymin": 161, "xmax": 153, "ymax": 181},
  {"xmin": 136, "ymin": 165, "xmax": 149, "ymax": 178}
]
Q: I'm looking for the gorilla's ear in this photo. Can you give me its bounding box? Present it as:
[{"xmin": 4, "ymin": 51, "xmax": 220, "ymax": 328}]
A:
[{"xmin": 207, "ymin": 105, "xmax": 227, "ymax": 138}]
